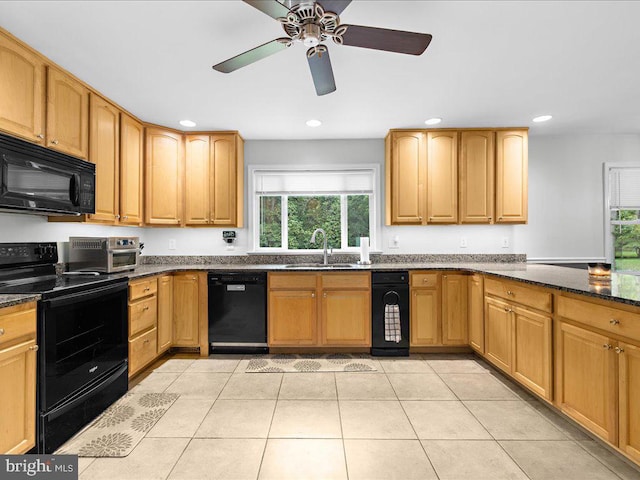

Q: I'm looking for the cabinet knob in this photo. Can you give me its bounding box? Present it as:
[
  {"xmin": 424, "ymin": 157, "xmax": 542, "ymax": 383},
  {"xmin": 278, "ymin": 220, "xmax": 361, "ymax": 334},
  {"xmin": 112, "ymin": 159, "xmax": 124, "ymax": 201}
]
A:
[
  {"xmin": 506, "ymin": 290, "xmax": 514, "ymax": 296},
  {"xmin": 36, "ymin": 134, "xmax": 44, "ymax": 140},
  {"xmin": 143, "ymin": 306, "xmax": 149, "ymax": 311},
  {"xmin": 51, "ymin": 139, "xmax": 59, "ymax": 145},
  {"xmin": 603, "ymin": 344, "xmax": 613, "ymax": 350},
  {"xmin": 609, "ymin": 319, "xmax": 620, "ymax": 325},
  {"xmin": 615, "ymin": 346, "xmax": 625, "ymax": 354},
  {"xmin": 144, "ymin": 287, "xmax": 150, "ymax": 292},
  {"xmin": 0, "ymin": 328, "xmax": 4, "ymax": 336},
  {"xmin": 116, "ymin": 214, "xmax": 121, "ymax": 219},
  {"xmin": 323, "ymin": 292, "xmax": 327, "ymax": 298},
  {"xmin": 503, "ymin": 307, "xmax": 512, "ymax": 313},
  {"xmin": 144, "ymin": 339, "xmax": 150, "ymax": 344},
  {"xmin": 123, "ymin": 216, "xmax": 128, "ymax": 220},
  {"xmin": 311, "ymin": 293, "xmax": 315, "ymax": 298},
  {"xmin": 29, "ymin": 344, "xmax": 39, "ymax": 352},
  {"xmin": 418, "ymin": 216, "xmax": 423, "ymax": 221}
]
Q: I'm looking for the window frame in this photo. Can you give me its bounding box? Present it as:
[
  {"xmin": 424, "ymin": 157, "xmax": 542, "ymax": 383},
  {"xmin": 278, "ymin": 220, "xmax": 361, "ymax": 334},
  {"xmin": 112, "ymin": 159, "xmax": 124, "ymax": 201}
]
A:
[{"xmin": 248, "ymin": 165, "xmax": 379, "ymax": 254}]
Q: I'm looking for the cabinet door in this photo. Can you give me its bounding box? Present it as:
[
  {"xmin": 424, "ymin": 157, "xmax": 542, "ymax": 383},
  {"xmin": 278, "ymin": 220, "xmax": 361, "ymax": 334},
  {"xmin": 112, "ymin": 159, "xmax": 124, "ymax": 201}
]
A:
[
  {"xmin": 145, "ymin": 128, "xmax": 183, "ymax": 225},
  {"xmin": 173, "ymin": 273, "xmax": 199, "ymax": 346},
  {"xmin": 468, "ymin": 274, "xmax": 484, "ymax": 353},
  {"xmin": 555, "ymin": 321, "xmax": 617, "ymax": 443},
  {"xmin": 459, "ymin": 131, "xmax": 494, "ymax": 223},
  {"xmin": 321, "ymin": 290, "xmax": 371, "ymax": 346},
  {"xmin": 0, "ymin": 338, "xmax": 36, "ymax": 454},
  {"xmin": 387, "ymin": 131, "xmax": 426, "ymax": 225},
  {"xmin": 89, "ymin": 94, "xmax": 119, "ymax": 223},
  {"xmin": 119, "ymin": 113, "xmax": 144, "ymax": 225},
  {"xmin": 46, "ymin": 67, "xmax": 89, "ymax": 159},
  {"xmin": 0, "ymin": 32, "xmax": 45, "ymax": 143},
  {"xmin": 619, "ymin": 342, "xmax": 640, "ymax": 463},
  {"xmin": 496, "ymin": 130, "xmax": 528, "ymax": 223},
  {"xmin": 484, "ymin": 296, "xmax": 512, "ymax": 373},
  {"xmin": 157, "ymin": 275, "xmax": 173, "ymax": 354},
  {"xmin": 442, "ymin": 273, "xmax": 468, "ymax": 345},
  {"xmin": 268, "ymin": 290, "xmax": 317, "ymax": 346},
  {"xmin": 512, "ymin": 305, "xmax": 552, "ymax": 400},
  {"xmin": 210, "ymin": 134, "xmax": 238, "ymax": 225},
  {"xmin": 410, "ymin": 287, "xmax": 440, "ymax": 346},
  {"xmin": 427, "ymin": 131, "xmax": 458, "ymax": 223},
  {"xmin": 185, "ymin": 135, "xmax": 210, "ymax": 225}
]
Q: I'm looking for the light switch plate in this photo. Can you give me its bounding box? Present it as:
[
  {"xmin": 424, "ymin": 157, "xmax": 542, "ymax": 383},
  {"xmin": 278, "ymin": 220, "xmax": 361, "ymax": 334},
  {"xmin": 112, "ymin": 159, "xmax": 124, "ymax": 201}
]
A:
[
  {"xmin": 460, "ymin": 237, "xmax": 468, "ymax": 248},
  {"xmin": 501, "ymin": 237, "xmax": 509, "ymax": 248},
  {"xmin": 168, "ymin": 239, "xmax": 176, "ymax": 250}
]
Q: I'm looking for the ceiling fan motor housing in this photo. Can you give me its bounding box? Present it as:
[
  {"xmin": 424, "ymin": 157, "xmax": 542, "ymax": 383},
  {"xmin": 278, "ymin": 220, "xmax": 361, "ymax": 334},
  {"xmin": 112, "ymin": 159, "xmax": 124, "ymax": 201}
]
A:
[{"xmin": 281, "ymin": 1, "xmax": 345, "ymax": 46}]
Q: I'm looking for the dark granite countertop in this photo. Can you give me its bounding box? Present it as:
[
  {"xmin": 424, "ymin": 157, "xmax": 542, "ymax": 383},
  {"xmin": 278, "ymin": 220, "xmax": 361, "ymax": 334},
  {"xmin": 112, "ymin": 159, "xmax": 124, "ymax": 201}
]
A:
[{"xmin": 3, "ymin": 262, "xmax": 638, "ymax": 309}]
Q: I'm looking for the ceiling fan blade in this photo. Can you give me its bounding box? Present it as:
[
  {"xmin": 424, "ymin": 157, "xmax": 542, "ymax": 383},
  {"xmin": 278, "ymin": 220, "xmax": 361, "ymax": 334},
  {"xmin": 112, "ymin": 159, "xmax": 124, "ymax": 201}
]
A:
[
  {"xmin": 242, "ymin": 0, "xmax": 290, "ymax": 19},
  {"xmin": 213, "ymin": 39, "xmax": 291, "ymax": 73},
  {"xmin": 307, "ymin": 47, "xmax": 336, "ymax": 96},
  {"xmin": 318, "ymin": 0, "xmax": 352, "ymax": 15},
  {"xmin": 341, "ymin": 25, "xmax": 432, "ymax": 55}
]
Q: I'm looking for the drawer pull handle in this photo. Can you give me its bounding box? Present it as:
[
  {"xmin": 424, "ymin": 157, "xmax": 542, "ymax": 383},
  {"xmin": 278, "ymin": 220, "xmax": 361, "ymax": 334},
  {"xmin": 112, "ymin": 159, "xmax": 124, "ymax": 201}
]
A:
[
  {"xmin": 603, "ymin": 344, "xmax": 613, "ymax": 350},
  {"xmin": 323, "ymin": 292, "xmax": 327, "ymax": 298},
  {"xmin": 503, "ymin": 307, "xmax": 513, "ymax": 313},
  {"xmin": 144, "ymin": 287, "xmax": 150, "ymax": 292},
  {"xmin": 144, "ymin": 339, "xmax": 150, "ymax": 344},
  {"xmin": 0, "ymin": 328, "xmax": 4, "ymax": 336},
  {"xmin": 311, "ymin": 293, "xmax": 315, "ymax": 298},
  {"xmin": 609, "ymin": 319, "xmax": 620, "ymax": 325},
  {"xmin": 615, "ymin": 346, "xmax": 625, "ymax": 354},
  {"xmin": 36, "ymin": 134, "xmax": 44, "ymax": 140},
  {"xmin": 51, "ymin": 139, "xmax": 59, "ymax": 145},
  {"xmin": 506, "ymin": 290, "xmax": 514, "ymax": 296},
  {"xmin": 143, "ymin": 306, "xmax": 149, "ymax": 311},
  {"xmin": 29, "ymin": 345, "xmax": 39, "ymax": 352}
]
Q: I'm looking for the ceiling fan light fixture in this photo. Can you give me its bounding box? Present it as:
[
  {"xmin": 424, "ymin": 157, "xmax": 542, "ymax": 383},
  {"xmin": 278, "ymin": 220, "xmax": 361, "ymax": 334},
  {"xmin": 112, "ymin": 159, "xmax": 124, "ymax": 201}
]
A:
[
  {"xmin": 306, "ymin": 119, "xmax": 322, "ymax": 127},
  {"xmin": 179, "ymin": 120, "xmax": 197, "ymax": 127},
  {"xmin": 533, "ymin": 115, "xmax": 553, "ymax": 123},
  {"xmin": 425, "ymin": 117, "xmax": 442, "ymax": 125}
]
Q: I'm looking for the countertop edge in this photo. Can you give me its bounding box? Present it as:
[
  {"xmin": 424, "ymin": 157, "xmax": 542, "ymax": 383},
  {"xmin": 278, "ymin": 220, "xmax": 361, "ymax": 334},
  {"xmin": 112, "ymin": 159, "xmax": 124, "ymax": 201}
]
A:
[{"xmin": 0, "ymin": 294, "xmax": 41, "ymax": 309}]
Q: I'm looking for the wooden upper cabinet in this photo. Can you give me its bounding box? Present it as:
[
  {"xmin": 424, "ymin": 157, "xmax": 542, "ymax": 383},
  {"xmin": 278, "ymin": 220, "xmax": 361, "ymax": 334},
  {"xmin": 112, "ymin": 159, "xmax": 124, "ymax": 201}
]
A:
[
  {"xmin": 145, "ymin": 128, "xmax": 183, "ymax": 225},
  {"xmin": 0, "ymin": 32, "xmax": 45, "ymax": 144},
  {"xmin": 46, "ymin": 67, "xmax": 89, "ymax": 159},
  {"xmin": 459, "ymin": 131, "xmax": 495, "ymax": 223},
  {"xmin": 427, "ymin": 131, "xmax": 458, "ymax": 224},
  {"xmin": 386, "ymin": 131, "xmax": 426, "ymax": 225},
  {"xmin": 496, "ymin": 129, "xmax": 528, "ymax": 223},
  {"xmin": 211, "ymin": 134, "xmax": 239, "ymax": 226},
  {"xmin": 185, "ymin": 135, "xmax": 211, "ymax": 225},
  {"xmin": 119, "ymin": 113, "xmax": 144, "ymax": 225},
  {"xmin": 88, "ymin": 94, "xmax": 119, "ymax": 223}
]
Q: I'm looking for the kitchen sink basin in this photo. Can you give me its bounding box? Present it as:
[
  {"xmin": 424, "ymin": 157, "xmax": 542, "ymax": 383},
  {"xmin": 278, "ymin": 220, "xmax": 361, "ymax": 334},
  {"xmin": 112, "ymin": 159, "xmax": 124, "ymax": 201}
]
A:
[{"xmin": 283, "ymin": 263, "xmax": 356, "ymax": 269}]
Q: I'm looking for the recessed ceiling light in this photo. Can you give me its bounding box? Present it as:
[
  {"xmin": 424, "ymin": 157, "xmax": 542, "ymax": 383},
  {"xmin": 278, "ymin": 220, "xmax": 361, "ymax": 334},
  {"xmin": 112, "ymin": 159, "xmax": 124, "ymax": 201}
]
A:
[
  {"xmin": 179, "ymin": 120, "xmax": 196, "ymax": 127},
  {"xmin": 424, "ymin": 118, "xmax": 442, "ymax": 125},
  {"xmin": 532, "ymin": 115, "xmax": 552, "ymax": 123},
  {"xmin": 306, "ymin": 119, "xmax": 322, "ymax": 127}
]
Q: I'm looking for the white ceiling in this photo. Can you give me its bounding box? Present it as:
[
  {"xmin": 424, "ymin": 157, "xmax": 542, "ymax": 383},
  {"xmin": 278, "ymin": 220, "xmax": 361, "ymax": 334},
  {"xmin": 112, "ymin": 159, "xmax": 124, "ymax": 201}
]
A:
[{"xmin": 1, "ymin": 1, "xmax": 639, "ymax": 139}]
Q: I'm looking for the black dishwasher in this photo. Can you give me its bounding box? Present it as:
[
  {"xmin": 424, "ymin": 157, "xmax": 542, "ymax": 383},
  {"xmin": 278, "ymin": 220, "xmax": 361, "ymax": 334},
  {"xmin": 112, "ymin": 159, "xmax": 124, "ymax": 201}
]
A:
[
  {"xmin": 371, "ymin": 271, "xmax": 410, "ymax": 356},
  {"xmin": 208, "ymin": 272, "xmax": 268, "ymax": 354}
]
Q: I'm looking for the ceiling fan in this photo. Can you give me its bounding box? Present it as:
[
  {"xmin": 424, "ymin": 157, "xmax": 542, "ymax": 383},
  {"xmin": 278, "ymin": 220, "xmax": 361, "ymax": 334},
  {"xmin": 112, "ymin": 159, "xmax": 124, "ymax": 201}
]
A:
[{"xmin": 212, "ymin": 0, "xmax": 433, "ymax": 96}]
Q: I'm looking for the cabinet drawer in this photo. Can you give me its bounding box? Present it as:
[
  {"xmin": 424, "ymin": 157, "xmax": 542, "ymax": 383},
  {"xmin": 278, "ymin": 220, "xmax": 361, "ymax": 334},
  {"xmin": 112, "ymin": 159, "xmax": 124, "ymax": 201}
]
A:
[
  {"xmin": 129, "ymin": 295, "xmax": 157, "ymax": 337},
  {"xmin": 129, "ymin": 328, "xmax": 157, "ymax": 376},
  {"xmin": 0, "ymin": 303, "xmax": 36, "ymax": 347},
  {"xmin": 129, "ymin": 277, "xmax": 158, "ymax": 301},
  {"xmin": 269, "ymin": 273, "xmax": 317, "ymax": 290},
  {"xmin": 321, "ymin": 272, "xmax": 370, "ymax": 289},
  {"xmin": 557, "ymin": 296, "xmax": 640, "ymax": 342},
  {"xmin": 410, "ymin": 272, "xmax": 439, "ymax": 288},
  {"xmin": 485, "ymin": 277, "xmax": 552, "ymax": 312}
]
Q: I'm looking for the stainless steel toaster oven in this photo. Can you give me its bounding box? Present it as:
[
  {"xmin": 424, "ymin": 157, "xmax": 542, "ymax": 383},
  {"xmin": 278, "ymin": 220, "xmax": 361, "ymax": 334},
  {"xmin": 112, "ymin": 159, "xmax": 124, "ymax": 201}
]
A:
[{"xmin": 68, "ymin": 236, "xmax": 139, "ymax": 273}]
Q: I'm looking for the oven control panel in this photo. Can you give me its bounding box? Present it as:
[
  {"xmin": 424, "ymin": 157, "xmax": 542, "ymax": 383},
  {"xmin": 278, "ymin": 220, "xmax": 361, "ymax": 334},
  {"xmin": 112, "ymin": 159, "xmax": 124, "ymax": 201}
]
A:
[{"xmin": 0, "ymin": 242, "xmax": 58, "ymax": 266}]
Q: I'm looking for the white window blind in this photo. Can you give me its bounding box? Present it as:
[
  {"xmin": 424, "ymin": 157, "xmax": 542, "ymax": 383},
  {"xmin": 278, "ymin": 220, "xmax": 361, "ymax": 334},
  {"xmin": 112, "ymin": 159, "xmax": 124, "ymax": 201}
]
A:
[
  {"xmin": 609, "ymin": 167, "xmax": 640, "ymax": 209},
  {"xmin": 254, "ymin": 169, "xmax": 374, "ymax": 195}
]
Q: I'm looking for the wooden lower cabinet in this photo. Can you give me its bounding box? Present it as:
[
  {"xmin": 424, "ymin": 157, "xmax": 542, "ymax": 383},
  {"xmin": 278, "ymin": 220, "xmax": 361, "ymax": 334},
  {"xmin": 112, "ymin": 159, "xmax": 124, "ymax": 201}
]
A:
[
  {"xmin": 484, "ymin": 296, "xmax": 512, "ymax": 373},
  {"xmin": 128, "ymin": 276, "xmax": 159, "ymax": 377},
  {"xmin": 0, "ymin": 302, "xmax": 37, "ymax": 454},
  {"xmin": 267, "ymin": 272, "xmax": 371, "ymax": 347},
  {"xmin": 468, "ymin": 273, "xmax": 484, "ymax": 353},
  {"xmin": 442, "ymin": 273, "xmax": 468, "ymax": 345},
  {"xmin": 157, "ymin": 275, "xmax": 173, "ymax": 354},
  {"xmin": 555, "ymin": 321, "xmax": 617, "ymax": 443},
  {"xmin": 512, "ymin": 305, "xmax": 551, "ymax": 399},
  {"xmin": 268, "ymin": 290, "xmax": 317, "ymax": 346},
  {"xmin": 173, "ymin": 273, "xmax": 200, "ymax": 347},
  {"xmin": 411, "ymin": 287, "xmax": 440, "ymax": 345},
  {"xmin": 619, "ymin": 342, "xmax": 640, "ymax": 463}
]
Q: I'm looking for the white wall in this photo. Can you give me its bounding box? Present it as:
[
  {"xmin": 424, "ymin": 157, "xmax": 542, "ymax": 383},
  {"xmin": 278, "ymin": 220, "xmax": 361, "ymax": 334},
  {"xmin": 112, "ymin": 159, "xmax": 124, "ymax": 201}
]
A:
[{"xmin": 1, "ymin": 134, "xmax": 639, "ymax": 259}]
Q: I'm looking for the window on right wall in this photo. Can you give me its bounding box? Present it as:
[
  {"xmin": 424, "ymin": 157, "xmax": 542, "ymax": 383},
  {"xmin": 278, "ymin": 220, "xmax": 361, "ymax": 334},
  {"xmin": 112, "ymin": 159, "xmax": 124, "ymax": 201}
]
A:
[{"xmin": 606, "ymin": 165, "xmax": 640, "ymax": 273}]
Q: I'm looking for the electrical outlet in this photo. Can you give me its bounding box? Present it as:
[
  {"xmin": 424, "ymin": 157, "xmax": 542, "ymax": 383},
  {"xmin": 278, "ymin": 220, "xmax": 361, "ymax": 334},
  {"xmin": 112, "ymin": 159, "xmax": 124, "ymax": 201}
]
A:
[
  {"xmin": 388, "ymin": 235, "xmax": 400, "ymax": 249},
  {"xmin": 460, "ymin": 237, "xmax": 467, "ymax": 248},
  {"xmin": 501, "ymin": 237, "xmax": 510, "ymax": 248},
  {"xmin": 168, "ymin": 239, "xmax": 176, "ymax": 250}
]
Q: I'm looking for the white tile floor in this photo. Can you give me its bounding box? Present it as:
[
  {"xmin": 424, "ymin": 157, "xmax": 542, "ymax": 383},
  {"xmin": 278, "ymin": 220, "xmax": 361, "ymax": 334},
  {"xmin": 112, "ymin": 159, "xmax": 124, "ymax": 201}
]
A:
[{"xmin": 73, "ymin": 354, "xmax": 640, "ymax": 480}]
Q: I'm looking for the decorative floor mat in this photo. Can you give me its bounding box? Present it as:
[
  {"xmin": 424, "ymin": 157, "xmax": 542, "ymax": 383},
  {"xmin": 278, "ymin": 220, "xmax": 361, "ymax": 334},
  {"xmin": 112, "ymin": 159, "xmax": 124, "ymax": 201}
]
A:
[
  {"xmin": 56, "ymin": 392, "xmax": 179, "ymax": 457},
  {"xmin": 246, "ymin": 353, "xmax": 378, "ymax": 372}
]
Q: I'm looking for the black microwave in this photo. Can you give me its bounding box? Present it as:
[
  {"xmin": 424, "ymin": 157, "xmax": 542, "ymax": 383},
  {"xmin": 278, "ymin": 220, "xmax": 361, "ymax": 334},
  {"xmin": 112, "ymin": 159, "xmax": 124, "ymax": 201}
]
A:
[{"xmin": 0, "ymin": 132, "xmax": 95, "ymax": 216}]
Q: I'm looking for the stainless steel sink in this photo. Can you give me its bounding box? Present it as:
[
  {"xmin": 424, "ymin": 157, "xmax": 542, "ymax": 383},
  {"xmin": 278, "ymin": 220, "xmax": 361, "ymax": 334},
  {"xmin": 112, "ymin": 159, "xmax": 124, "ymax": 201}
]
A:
[{"xmin": 283, "ymin": 263, "xmax": 356, "ymax": 269}]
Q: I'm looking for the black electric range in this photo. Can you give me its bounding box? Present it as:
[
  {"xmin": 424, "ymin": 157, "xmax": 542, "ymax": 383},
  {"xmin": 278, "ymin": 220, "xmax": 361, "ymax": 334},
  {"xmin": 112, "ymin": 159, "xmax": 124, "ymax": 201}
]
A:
[{"xmin": 0, "ymin": 242, "xmax": 129, "ymax": 453}]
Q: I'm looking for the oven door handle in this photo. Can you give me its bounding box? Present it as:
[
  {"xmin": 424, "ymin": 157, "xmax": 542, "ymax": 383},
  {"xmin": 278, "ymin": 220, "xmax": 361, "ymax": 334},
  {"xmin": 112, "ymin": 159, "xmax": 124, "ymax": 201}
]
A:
[
  {"xmin": 45, "ymin": 362, "xmax": 128, "ymax": 422},
  {"xmin": 41, "ymin": 281, "xmax": 128, "ymax": 309}
]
